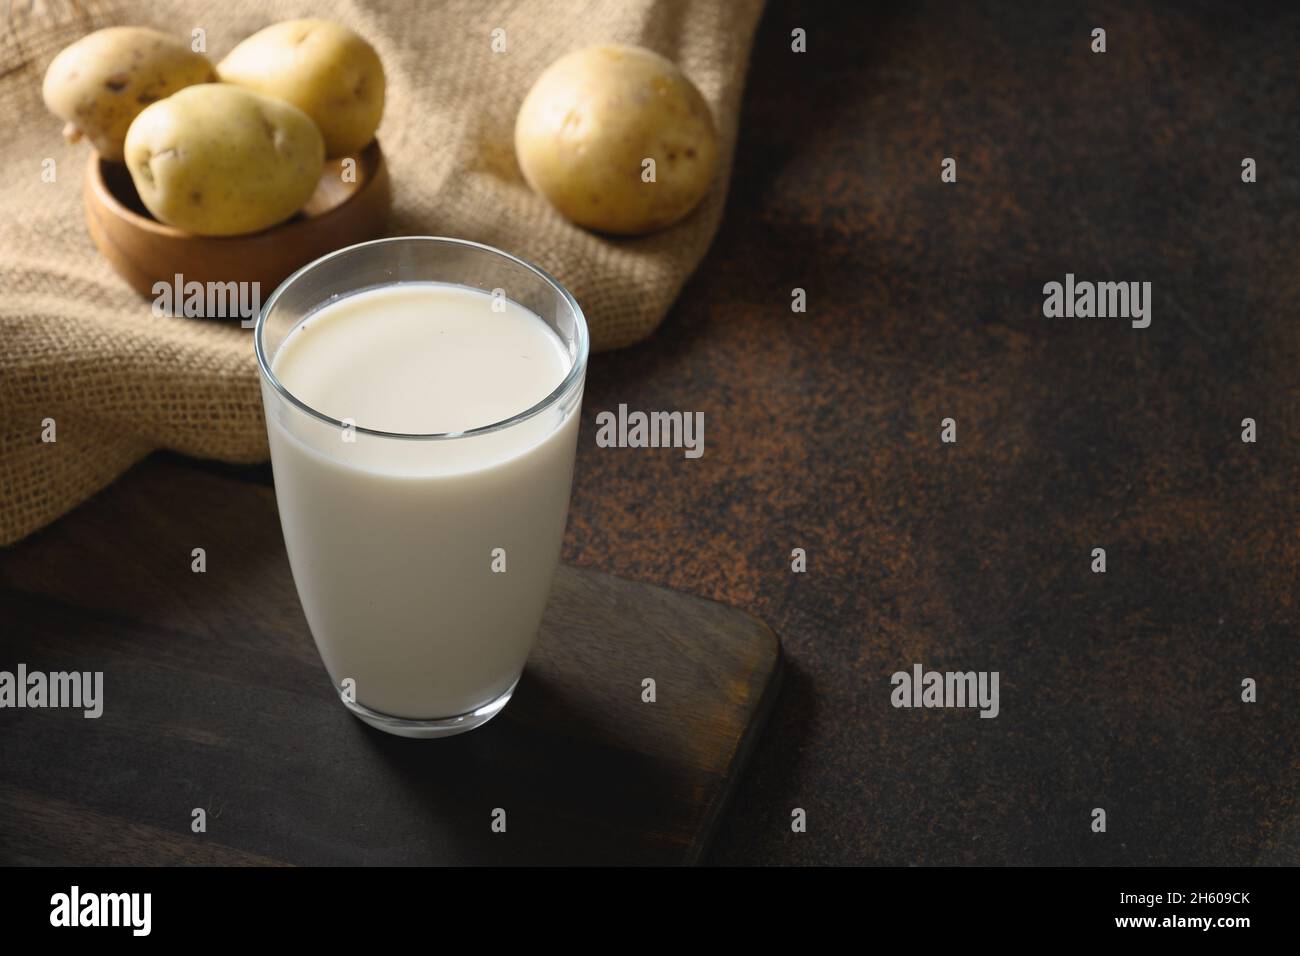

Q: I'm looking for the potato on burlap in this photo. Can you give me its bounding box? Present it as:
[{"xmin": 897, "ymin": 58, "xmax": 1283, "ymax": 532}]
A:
[
  {"xmin": 41, "ymin": 27, "xmax": 216, "ymax": 162},
  {"xmin": 123, "ymin": 84, "xmax": 324, "ymax": 236},
  {"xmin": 217, "ymin": 19, "xmax": 385, "ymax": 157},
  {"xmin": 515, "ymin": 44, "xmax": 718, "ymax": 236}
]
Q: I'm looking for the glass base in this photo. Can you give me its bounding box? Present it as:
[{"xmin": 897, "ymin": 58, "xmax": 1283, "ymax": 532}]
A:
[{"xmin": 342, "ymin": 677, "xmax": 519, "ymax": 738}]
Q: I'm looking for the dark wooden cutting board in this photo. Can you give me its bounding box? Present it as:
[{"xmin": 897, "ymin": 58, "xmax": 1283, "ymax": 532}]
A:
[{"xmin": 0, "ymin": 458, "xmax": 782, "ymax": 865}]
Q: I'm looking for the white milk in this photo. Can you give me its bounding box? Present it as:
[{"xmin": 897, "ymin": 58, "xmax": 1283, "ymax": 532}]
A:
[{"xmin": 266, "ymin": 282, "xmax": 579, "ymax": 720}]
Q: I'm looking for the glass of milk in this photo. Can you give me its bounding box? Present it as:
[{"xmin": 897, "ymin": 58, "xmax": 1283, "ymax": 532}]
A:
[{"xmin": 254, "ymin": 237, "xmax": 588, "ymax": 738}]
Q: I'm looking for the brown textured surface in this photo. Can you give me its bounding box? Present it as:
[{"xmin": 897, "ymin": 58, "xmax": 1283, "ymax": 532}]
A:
[
  {"xmin": 2, "ymin": 0, "xmax": 1296, "ymax": 866},
  {"xmin": 563, "ymin": 1, "xmax": 1298, "ymax": 864}
]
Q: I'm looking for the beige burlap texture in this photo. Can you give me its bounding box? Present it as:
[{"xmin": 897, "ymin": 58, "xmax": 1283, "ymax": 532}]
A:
[{"xmin": 0, "ymin": 0, "xmax": 763, "ymax": 545}]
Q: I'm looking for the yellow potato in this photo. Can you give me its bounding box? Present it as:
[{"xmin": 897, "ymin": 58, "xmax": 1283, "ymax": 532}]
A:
[
  {"xmin": 515, "ymin": 44, "xmax": 718, "ymax": 236},
  {"xmin": 42, "ymin": 27, "xmax": 216, "ymax": 162},
  {"xmin": 124, "ymin": 84, "xmax": 324, "ymax": 236},
  {"xmin": 217, "ymin": 19, "xmax": 385, "ymax": 157}
]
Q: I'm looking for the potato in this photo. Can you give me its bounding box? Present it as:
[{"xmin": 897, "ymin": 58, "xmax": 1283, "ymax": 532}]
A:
[
  {"xmin": 515, "ymin": 44, "xmax": 718, "ymax": 236},
  {"xmin": 124, "ymin": 84, "xmax": 324, "ymax": 236},
  {"xmin": 42, "ymin": 27, "xmax": 216, "ymax": 162},
  {"xmin": 217, "ymin": 19, "xmax": 384, "ymax": 157}
]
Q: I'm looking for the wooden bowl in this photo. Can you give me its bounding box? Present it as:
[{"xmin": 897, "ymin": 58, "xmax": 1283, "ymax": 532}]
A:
[{"xmin": 84, "ymin": 141, "xmax": 391, "ymax": 312}]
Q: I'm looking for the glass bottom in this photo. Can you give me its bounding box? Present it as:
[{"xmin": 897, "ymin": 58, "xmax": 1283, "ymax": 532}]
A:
[{"xmin": 342, "ymin": 676, "xmax": 519, "ymax": 739}]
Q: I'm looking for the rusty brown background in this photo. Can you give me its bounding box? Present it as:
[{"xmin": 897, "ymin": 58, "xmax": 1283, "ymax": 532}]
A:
[{"xmin": 565, "ymin": 0, "xmax": 1297, "ymax": 864}]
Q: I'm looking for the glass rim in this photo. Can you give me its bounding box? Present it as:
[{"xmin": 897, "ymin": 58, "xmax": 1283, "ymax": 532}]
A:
[{"xmin": 254, "ymin": 236, "xmax": 590, "ymax": 441}]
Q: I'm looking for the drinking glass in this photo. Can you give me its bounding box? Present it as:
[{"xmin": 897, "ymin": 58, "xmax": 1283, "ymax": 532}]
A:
[{"xmin": 254, "ymin": 237, "xmax": 588, "ymax": 738}]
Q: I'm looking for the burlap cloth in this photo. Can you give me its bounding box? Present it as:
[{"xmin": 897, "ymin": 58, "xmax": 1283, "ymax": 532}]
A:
[{"xmin": 0, "ymin": 0, "xmax": 762, "ymax": 545}]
